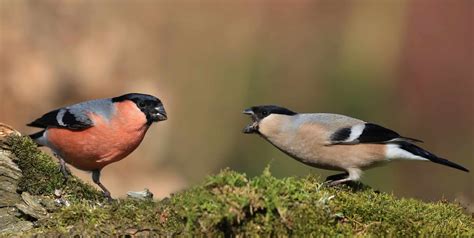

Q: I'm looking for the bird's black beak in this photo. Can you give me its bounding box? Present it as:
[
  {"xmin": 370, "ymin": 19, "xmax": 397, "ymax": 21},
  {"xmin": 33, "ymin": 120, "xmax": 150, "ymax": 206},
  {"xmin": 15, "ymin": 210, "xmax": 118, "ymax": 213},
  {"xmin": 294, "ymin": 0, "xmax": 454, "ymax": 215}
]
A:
[
  {"xmin": 243, "ymin": 108, "xmax": 253, "ymax": 115},
  {"xmin": 154, "ymin": 105, "xmax": 168, "ymax": 121},
  {"xmin": 242, "ymin": 108, "xmax": 258, "ymax": 134}
]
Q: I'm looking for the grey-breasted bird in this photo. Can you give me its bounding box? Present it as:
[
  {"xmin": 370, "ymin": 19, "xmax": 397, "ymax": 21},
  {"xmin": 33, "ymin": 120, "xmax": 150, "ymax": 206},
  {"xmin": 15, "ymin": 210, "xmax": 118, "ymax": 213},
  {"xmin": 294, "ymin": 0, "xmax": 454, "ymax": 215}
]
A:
[{"xmin": 242, "ymin": 105, "xmax": 469, "ymax": 185}]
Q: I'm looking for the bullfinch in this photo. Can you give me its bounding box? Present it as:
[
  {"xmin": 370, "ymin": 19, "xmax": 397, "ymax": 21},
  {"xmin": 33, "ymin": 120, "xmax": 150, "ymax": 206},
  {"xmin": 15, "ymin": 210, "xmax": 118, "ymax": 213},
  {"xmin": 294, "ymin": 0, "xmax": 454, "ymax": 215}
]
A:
[
  {"xmin": 27, "ymin": 93, "xmax": 167, "ymax": 200},
  {"xmin": 243, "ymin": 105, "xmax": 469, "ymax": 185}
]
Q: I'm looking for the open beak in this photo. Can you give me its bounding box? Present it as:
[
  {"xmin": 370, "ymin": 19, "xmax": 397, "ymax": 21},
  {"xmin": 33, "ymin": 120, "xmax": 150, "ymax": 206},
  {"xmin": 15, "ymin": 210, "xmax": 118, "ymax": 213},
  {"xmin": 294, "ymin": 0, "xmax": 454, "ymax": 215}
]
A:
[
  {"xmin": 242, "ymin": 108, "xmax": 258, "ymax": 134},
  {"xmin": 154, "ymin": 106, "xmax": 168, "ymax": 121},
  {"xmin": 243, "ymin": 108, "xmax": 253, "ymax": 115}
]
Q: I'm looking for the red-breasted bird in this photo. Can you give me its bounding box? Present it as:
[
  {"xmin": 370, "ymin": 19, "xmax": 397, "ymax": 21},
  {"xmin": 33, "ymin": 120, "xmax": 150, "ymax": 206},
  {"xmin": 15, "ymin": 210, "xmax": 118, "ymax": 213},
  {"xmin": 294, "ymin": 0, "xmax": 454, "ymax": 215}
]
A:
[
  {"xmin": 28, "ymin": 93, "xmax": 167, "ymax": 199},
  {"xmin": 243, "ymin": 105, "xmax": 469, "ymax": 185}
]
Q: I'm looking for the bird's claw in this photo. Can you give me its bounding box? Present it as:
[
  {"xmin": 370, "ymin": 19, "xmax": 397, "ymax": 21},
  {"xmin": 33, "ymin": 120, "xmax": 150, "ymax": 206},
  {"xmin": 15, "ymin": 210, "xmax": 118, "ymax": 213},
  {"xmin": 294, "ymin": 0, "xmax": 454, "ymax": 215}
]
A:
[{"xmin": 103, "ymin": 192, "xmax": 113, "ymax": 203}]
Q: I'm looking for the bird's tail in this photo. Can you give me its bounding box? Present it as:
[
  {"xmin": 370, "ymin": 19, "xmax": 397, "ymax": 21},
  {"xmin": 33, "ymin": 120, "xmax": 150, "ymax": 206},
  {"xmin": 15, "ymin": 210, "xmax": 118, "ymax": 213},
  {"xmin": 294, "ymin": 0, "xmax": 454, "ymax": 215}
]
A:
[
  {"xmin": 29, "ymin": 130, "xmax": 45, "ymax": 147},
  {"xmin": 398, "ymin": 142, "xmax": 469, "ymax": 172}
]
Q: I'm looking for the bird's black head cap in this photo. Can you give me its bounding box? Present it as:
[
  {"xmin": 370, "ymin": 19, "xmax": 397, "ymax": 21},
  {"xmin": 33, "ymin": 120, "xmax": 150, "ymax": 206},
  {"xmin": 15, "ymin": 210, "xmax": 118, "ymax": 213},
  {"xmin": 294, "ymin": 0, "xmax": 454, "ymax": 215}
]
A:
[
  {"xmin": 243, "ymin": 105, "xmax": 297, "ymax": 121},
  {"xmin": 112, "ymin": 93, "xmax": 167, "ymax": 124},
  {"xmin": 242, "ymin": 105, "xmax": 297, "ymax": 134}
]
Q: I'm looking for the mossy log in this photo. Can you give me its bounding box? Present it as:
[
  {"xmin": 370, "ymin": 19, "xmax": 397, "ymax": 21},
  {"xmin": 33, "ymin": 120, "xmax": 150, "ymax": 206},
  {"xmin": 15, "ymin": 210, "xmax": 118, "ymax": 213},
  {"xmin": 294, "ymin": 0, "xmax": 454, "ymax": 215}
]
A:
[
  {"xmin": 0, "ymin": 124, "xmax": 34, "ymax": 233},
  {"xmin": 0, "ymin": 123, "xmax": 473, "ymax": 236}
]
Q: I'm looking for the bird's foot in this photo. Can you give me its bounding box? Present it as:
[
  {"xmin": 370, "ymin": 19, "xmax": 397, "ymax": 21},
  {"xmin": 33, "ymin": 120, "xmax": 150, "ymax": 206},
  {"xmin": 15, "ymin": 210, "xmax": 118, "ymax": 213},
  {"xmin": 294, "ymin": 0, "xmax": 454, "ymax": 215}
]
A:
[
  {"xmin": 58, "ymin": 161, "xmax": 72, "ymax": 185},
  {"xmin": 323, "ymin": 171, "xmax": 367, "ymax": 190},
  {"xmin": 103, "ymin": 190, "xmax": 113, "ymax": 203},
  {"xmin": 325, "ymin": 178, "xmax": 352, "ymax": 187},
  {"xmin": 324, "ymin": 173, "xmax": 358, "ymax": 188},
  {"xmin": 59, "ymin": 164, "xmax": 70, "ymax": 178},
  {"xmin": 92, "ymin": 169, "xmax": 114, "ymax": 203},
  {"xmin": 324, "ymin": 172, "xmax": 348, "ymax": 183},
  {"xmin": 324, "ymin": 179, "xmax": 368, "ymax": 191},
  {"xmin": 54, "ymin": 154, "xmax": 71, "ymax": 177}
]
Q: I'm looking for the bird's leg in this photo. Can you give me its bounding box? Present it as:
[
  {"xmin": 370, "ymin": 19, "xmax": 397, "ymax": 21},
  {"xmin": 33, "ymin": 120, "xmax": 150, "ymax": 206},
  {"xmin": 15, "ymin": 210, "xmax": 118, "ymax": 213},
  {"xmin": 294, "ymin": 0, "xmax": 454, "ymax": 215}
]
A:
[
  {"xmin": 327, "ymin": 177, "xmax": 352, "ymax": 186},
  {"xmin": 326, "ymin": 168, "xmax": 362, "ymax": 186},
  {"xmin": 92, "ymin": 169, "xmax": 112, "ymax": 201},
  {"xmin": 53, "ymin": 153, "xmax": 70, "ymax": 178},
  {"xmin": 325, "ymin": 172, "xmax": 348, "ymax": 183},
  {"xmin": 59, "ymin": 157, "xmax": 69, "ymax": 177}
]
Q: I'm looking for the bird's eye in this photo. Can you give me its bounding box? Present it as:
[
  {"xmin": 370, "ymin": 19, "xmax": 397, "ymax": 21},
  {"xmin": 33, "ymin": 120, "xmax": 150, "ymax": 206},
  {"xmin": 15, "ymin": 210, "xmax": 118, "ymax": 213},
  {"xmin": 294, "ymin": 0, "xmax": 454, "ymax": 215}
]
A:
[
  {"xmin": 138, "ymin": 102, "xmax": 146, "ymax": 108},
  {"xmin": 262, "ymin": 111, "xmax": 268, "ymax": 116}
]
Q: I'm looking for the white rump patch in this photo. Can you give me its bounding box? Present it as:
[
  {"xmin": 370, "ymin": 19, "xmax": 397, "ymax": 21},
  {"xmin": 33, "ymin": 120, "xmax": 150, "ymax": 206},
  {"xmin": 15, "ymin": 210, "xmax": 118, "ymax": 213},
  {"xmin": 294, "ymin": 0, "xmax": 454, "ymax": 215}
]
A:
[
  {"xmin": 345, "ymin": 124, "xmax": 365, "ymax": 142},
  {"xmin": 385, "ymin": 144, "xmax": 428, "ymax": 161}
]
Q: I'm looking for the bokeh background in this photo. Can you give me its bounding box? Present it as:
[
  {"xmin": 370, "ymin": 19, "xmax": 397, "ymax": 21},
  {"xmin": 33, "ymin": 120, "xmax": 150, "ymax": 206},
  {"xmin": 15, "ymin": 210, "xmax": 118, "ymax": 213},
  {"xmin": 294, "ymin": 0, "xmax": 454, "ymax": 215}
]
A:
[{"xmin": 1, "ymin": 0, "xmax": 472, "ymax": 207}]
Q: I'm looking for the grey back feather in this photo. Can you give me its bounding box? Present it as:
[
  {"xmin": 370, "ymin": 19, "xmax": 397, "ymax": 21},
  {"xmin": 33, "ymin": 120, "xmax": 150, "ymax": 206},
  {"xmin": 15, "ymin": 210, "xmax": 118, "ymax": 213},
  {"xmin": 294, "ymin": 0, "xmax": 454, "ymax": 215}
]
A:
[
  {"xmin": 27, "ymin": 98, "xmax": 116, "ymax": 129},
  {"xmin": 291, "ymin": 113, "xmax": 365, "ymax": 131},
  {"xmin": 66, "ymin": 98, "xmax": 115, "ymax": 123},
  {"xmin": 271, "ymin": 113, "xmax": 423, "ymax": 146}
]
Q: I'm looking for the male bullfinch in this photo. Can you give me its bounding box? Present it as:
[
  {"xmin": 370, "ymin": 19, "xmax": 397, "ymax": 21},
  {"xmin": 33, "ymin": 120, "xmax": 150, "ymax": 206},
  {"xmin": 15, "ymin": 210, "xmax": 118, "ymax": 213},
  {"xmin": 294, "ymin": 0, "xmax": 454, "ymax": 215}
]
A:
[
  {"xmin": 243, "ymin": 105, "xmax": 469, "ymax": 185},
  {"xmin": 27, "ymin": 93, "xmax": 167, "ymax": 200}
]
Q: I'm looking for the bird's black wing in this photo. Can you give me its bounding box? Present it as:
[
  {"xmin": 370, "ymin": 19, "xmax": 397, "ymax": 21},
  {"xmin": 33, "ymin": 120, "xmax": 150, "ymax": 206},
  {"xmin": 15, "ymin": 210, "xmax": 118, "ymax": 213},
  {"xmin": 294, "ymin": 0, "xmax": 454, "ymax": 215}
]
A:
[
  {"xmin": 330, "ymin": 123, "xmax": 423, "ymax": 145},
  {"xmin": 27, "ymin": 108, "xmax": 93, "ymax": 130}
]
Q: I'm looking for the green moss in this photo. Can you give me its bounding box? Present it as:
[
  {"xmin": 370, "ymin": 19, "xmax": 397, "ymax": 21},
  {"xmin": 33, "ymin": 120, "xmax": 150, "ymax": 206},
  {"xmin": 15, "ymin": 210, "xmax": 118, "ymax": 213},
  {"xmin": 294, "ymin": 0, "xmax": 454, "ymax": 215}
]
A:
[
  {"xmin": 37, "ymin": 199, "xmax": 184, "ymax": 236},
  {"xmin": 6, "ymin": 135, "xmax": 474, "ymax": 236},
  {"xmin": 6, "ymin": 135, "xmax": 103, "ymax": 202},
  {"xmin": 167, "ymin": 168, "xmax": 473, "ymax": 236}
]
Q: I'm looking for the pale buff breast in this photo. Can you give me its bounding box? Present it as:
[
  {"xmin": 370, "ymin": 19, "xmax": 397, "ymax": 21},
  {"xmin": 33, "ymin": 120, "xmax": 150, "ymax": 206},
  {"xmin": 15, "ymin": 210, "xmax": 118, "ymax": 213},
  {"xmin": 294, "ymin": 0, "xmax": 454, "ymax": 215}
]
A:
[
  {"xmin": 46, "ymin": 101, "xmax": 149, "ymax": 171},
  {"xmin": 259, "ymin": 114, "xmax": 387, "ymax": 171}
]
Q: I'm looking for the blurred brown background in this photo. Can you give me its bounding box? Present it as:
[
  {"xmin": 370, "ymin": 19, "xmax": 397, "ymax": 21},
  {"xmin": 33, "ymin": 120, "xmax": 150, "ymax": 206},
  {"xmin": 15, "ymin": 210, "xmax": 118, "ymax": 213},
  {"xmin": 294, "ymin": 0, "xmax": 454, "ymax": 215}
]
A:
[{"xmin": 0, "ymin": 0, "xmax": 472, "ymax": 205}]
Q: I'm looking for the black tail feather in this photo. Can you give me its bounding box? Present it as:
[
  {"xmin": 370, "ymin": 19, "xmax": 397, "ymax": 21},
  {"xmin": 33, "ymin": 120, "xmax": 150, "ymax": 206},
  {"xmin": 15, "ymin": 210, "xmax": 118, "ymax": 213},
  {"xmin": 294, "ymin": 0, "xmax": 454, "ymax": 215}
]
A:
[
  {"xmin": 398, "ymin": 142, "xmax": 469, "ymax": 172},
  {"xmin": 428, "ymin": 156, "xmax": 469, "ymax": 172},
  {"xmin": 399, "ymin": 136, "xmax": 424, "ymax": 143}
]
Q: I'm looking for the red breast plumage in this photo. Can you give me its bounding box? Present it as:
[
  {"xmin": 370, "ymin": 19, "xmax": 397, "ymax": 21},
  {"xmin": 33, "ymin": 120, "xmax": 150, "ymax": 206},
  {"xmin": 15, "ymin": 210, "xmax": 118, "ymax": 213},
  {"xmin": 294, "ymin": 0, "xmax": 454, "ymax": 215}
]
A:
[
  {"xmin": 46, "ymin": 100, "xmax": 149, "ymax": 171},
  {"xmin": 27, "ymin": 93, "xmax": 167, "ymax": 200}
]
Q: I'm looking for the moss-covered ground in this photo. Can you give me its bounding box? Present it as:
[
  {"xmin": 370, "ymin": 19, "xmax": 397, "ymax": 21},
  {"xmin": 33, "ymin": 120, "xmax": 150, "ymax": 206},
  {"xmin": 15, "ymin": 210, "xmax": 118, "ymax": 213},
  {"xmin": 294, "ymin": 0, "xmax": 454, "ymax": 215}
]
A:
[{"xmin": 5, "ymin": 136, "xmax": 474, "ymax": 236}]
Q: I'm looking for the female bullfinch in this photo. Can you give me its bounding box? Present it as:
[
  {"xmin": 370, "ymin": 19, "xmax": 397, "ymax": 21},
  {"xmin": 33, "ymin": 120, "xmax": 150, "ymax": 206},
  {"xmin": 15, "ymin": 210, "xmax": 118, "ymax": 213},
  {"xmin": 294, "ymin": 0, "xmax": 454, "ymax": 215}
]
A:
[
  {"xmin": 28, "ymin": 93, "xmax": 167, "ymax": 200},
  {"xmin": 243, "ymin": 105, "xmax": 469, "ymax": 186}
]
